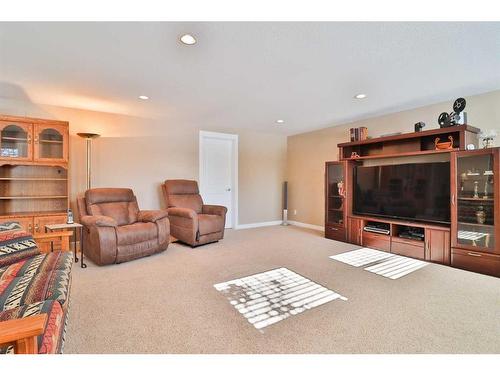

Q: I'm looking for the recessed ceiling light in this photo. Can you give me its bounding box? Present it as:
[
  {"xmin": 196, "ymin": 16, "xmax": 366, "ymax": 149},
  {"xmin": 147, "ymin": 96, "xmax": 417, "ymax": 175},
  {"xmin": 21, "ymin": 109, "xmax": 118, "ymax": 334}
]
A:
[
  {"xmin": 276, "ymin": 119, "xmax": 285, "ymax": 124},
  {"xmin": 354, "ymin": 94, "xmax": 367, "ymax": 99},
  {"xmin": 180, "ymin": 34, "xmax": 197, "ymax": 45},
  {"xmin": 138, "ymin": 95, "xmax": 149, "ymax": 100}
]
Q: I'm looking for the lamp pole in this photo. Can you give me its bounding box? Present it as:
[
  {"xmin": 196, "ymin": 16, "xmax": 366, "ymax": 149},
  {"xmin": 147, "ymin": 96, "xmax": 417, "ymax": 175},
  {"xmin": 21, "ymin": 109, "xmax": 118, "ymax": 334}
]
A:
[{"xmin": 77, "ymin": 133, "xmax": 100, "ymax": 190}]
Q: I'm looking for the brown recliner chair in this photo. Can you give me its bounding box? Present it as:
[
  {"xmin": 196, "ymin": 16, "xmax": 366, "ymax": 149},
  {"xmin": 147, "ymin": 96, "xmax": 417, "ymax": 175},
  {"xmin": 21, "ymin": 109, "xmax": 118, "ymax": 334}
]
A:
[
  {"xmin": 77, "ymin": 188, "xmax": 170, "ymax": 265},
  {"xmin": 162, "ymin": 180, "xmax": 227, "ymax": 247}
]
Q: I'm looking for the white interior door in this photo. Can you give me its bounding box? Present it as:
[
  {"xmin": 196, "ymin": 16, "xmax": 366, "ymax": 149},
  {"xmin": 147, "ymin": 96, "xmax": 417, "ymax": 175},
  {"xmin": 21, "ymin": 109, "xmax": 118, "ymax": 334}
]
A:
[{"xmin": 199, "ymin": 131, "xmax": 238, "ymax": 228}]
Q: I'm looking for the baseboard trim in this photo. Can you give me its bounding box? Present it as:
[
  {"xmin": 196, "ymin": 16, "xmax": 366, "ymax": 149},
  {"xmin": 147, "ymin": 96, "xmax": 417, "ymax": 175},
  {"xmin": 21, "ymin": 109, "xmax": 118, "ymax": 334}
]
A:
[
  {"xmin": 233, "ymin": 220, "xmax": 325, "ymax": 231},
  {"xmin": 289, "ymin": 221, "xmax": 324, "ymax": 232},
  {"xmin": 235, "ymin": 220, "xmax": 282, "ymax": 230}
]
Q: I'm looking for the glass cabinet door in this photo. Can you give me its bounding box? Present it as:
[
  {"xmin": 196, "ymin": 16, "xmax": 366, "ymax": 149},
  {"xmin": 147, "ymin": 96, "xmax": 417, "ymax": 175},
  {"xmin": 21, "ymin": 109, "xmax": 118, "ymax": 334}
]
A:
[
  {"xmin": 326, "ymin": 162, "xmax": 345, "ymax": 226},
  {"xmin": 34, "ymin": 124, "xmax": 68, "ymax": 162},
  {"xmin": 0, "ymin": 122, "xmax": 32, "ymax": 161},
  {"xmin": 455, "ymin": 150, "xmax": 496, "ymax": 252}
]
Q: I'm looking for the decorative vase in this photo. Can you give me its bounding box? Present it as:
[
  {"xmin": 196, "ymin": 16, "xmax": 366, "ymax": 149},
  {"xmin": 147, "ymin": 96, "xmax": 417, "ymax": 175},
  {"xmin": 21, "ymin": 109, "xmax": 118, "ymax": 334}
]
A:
[
  {"xmin": 482, "ymin": 137, "xmax": 494, "ymax": 149},
  {"xmin": 337, "ymin": 180, "xmax": 345, "ymax": 197},
  {"xmin": 460, "ymin": 172, "xmax": 467, "ymax": 191},
  {"xmin": 483, "ymin": 170, "xmax": 493, "ymax": 199},
  {"xmin": 479, "ymin": 129, "xmax": 497, "ymax": 148},
  {"xmin": 473, "ymin": 181, "xmax": 479, "ymax": 199}
]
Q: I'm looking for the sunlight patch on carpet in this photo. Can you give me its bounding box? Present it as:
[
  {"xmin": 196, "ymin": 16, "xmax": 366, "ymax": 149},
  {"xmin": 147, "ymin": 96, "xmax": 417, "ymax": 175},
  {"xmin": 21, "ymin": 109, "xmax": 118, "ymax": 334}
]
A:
[
  {"xmin": 214, "ymin": 267, "xmax": 347, "ymax": 331},
  {"xmin": 329, "ymin": 247, "xmax": 393, "ymax": 267},
  {"xmin": 330, "ymin": 247, "xmax": 428, "ymax": 279},
  {"xmin": 364, "ymin": 256, "xmax": 427, "ymax": 279}
]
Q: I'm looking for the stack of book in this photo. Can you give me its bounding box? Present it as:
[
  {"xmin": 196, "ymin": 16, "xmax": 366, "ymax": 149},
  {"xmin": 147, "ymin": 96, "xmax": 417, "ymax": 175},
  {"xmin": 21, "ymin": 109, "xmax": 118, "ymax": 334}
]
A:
[{"xmin": 349, "ymin": 127, "xmax": 368, "ymax": 142}]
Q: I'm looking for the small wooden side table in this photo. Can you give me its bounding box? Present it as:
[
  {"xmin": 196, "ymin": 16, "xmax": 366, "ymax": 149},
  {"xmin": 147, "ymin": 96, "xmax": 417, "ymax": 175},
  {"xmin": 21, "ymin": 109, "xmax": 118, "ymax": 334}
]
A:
[
  {"xmin": 45, "ymin": 223, "xmax": 86, "ymax": 268},
  {"xmin": 33, "ymin": 232, "xmax": 72, "ymax": 253}
]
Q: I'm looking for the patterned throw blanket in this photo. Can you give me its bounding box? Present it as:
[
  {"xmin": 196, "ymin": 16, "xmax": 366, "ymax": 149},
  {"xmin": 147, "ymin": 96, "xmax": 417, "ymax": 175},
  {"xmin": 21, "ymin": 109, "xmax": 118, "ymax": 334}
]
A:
[
  {"xmin": 0, "ymin": 222, "xmax": 40, "ymax": 268},
  {"xmin": 0, "ymin": 222, "xmax": 23, "ymax": 232},
  {"xmin": 0, "ymin": 221, "xmax": 71, "ymax": 354}
]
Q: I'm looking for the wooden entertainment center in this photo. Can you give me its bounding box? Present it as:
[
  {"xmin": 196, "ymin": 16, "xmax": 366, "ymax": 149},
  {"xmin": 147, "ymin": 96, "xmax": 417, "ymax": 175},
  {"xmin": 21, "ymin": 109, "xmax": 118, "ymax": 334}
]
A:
[{"xmin": 325, "ymin": 125, "xmax": 500, "ymax": 277}]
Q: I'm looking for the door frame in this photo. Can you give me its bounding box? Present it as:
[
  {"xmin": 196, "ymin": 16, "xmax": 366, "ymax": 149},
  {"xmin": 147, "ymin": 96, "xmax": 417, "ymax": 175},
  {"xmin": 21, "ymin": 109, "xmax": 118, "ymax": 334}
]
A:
[{"xmin": 199, "ymin": 130, "xmax": 239, "ymax": 229}]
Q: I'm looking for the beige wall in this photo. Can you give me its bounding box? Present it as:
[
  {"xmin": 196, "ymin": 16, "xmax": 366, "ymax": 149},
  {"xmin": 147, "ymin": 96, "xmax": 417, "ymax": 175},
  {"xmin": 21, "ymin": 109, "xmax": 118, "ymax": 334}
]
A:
[
  {"xmin": 3, "ymin": 89, "xmax": 499, "ymax": 228},
  {"xmin": 0, "ymin": 98, "xmax": 287, "ymax": 225},
  {"xmin": 287, "ymin": 90, "xmax": 500, "ymax": 227}
]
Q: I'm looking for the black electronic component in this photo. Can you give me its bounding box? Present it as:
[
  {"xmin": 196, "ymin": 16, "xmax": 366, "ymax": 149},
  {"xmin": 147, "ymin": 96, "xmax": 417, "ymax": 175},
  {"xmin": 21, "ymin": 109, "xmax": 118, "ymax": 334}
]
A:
[{"xmin": 439, "ymin": 98, "xmax": 467, "ymax": 128}]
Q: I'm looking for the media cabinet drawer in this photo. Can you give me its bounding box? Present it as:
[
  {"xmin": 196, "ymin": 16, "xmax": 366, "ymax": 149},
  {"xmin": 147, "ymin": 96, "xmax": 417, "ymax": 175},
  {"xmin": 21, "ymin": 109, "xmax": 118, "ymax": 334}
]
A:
[
  {"xmin": 391, "ymin": 239, "xmax": 425, "ymax": 260},
  {"xmin": 362, "ymin": 232, "xmax": 391, "ymax": 252},
  {"xmin": 451, "ymin": 248, "xmax": 500, "ymax": 277},
  {"xmin": 325, "ymin": 226, "xmax": 346, "ymax": 241}
]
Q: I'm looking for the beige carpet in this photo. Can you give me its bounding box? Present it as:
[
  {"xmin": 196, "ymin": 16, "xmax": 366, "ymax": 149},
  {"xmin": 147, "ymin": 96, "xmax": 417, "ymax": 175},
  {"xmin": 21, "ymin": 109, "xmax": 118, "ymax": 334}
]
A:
[{"xmin": 64, "ymin": 226, "xmax": 500, "ymax": 354}]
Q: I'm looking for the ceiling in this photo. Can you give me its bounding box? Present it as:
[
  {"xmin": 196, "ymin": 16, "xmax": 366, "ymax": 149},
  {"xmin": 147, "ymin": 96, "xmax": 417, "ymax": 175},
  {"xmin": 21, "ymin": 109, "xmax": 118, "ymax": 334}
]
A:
[{"xmin": 0, "ymin": 22, "xmax": 499, "ymax": 135}]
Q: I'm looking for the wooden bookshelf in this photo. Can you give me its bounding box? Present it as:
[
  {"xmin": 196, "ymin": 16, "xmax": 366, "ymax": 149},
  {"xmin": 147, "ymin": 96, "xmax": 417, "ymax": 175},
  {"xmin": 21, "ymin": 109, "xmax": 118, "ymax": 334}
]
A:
[
  {"xmin": 0, "ymin": 115, "xmax": 70, "ymax": 245},
  {"xmin": 325, "ymin": 161, "xmax": 346, "ymax": 242}
]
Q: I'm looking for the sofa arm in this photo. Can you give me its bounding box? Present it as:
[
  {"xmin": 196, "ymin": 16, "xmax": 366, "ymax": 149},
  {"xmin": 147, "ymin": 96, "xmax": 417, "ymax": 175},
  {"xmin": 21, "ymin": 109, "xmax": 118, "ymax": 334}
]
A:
[
  {"xmin": 0, "ymin": 314, "xmax": 47, "ymax": 354},
  {"xmin": 138, "ymin": 210, "xmax": 169, "ymax": 223},
  {"xmin": 167, "ymin": 207, "xmax": 197, "ymax": 219},
  {"xmin": 81, "ymin": 215, "xmax": 117, "ymax": 227},
  {"xmin": 202, "ymin": 205, "xmax": 227, "ymax": 216}
]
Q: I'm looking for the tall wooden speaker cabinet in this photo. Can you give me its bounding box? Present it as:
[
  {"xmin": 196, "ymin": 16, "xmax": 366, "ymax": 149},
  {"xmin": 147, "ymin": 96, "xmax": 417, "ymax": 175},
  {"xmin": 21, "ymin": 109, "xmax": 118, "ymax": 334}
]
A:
[
  {"xmin": 451, "ymin": 148, "xmax": 500, "ymax": 276},
  {"xmin": 0, "ymin": 115, "xmax": 69, "ymax": 250},
  {"xmin": 325, "ymin": 161, "xmax": 346, "ymax": 241}
]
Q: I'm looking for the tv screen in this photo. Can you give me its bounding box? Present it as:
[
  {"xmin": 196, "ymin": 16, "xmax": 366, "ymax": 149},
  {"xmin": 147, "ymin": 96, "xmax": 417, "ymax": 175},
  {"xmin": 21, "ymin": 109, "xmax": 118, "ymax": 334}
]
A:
[{"xmin": 354, "ymin": 162, "xmax": 450, "ymax": 224}]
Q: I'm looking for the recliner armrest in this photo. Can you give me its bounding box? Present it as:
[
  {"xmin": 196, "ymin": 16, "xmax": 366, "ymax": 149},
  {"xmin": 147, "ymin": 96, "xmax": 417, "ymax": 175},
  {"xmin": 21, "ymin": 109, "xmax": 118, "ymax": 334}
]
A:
[
  {"xmin": 167, "ymin": 207, "xmax": 197, "ymax": 219},
  {"xmin": 138, "ymin": 210, "xmax": 169, "ymax": 223},
  {"xmin": 202, "ymin": 204, "xmax": 227, "ymax": 216},
  {"xmin": 80, "ymin": 215, "xmax": 117, "ymax": 227}
]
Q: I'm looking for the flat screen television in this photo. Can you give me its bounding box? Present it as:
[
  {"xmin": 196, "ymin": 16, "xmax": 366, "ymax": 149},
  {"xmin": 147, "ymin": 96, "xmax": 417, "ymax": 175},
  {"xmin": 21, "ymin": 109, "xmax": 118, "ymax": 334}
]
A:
[{"xmin": 353, "ymin": 162, "xmax": 451, "ymax": 224}]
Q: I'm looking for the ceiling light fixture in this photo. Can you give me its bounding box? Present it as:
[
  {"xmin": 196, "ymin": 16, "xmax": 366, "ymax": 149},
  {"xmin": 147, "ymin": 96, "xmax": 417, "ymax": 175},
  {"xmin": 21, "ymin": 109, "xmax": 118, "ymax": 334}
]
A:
[
  {"xmin": 180, "ymin": 34, "xmax": 197, "ymax": 45},
  {"xmin": 276, "ymin": 119, "xmax": 285, "ymax": 124},
  {"xmin": 354, "ymin": 94, "xmax": 367, "ymax": 99},
  {"xmin": 138, "ymin": 95, "xmax": 149, "ymax": 100}
]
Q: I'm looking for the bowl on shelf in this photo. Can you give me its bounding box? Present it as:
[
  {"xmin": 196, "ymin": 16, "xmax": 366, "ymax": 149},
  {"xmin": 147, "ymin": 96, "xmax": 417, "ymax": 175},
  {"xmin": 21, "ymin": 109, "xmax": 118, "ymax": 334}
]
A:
[{"xmin": 434, "ymin": 135, "xmax": 454, "ymax": 150}]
